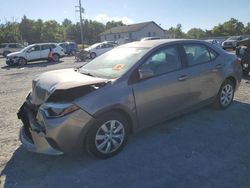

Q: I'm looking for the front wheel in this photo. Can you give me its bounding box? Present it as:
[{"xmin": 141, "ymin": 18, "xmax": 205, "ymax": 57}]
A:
[
  {"xmin": 214, "ymin": 79, "xmax": 235, "ymax": 110},
  {"xmin": 18, "ymin": 57, "xmax": 27, "ymax": 66},
  {"xmin": 86, "ymin": 112, "xmax": 129, "ymax": 159},
  {"xmin": 90, "ymin": 52, "xmax": 96, "ymax": 59}
]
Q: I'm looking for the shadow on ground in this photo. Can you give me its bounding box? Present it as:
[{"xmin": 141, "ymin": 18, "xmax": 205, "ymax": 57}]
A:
[
  {"xmin": 1, "ymin": 101, "xmax": 250, "ymax": 188},
  {"xmin": 1, "ymin": 61, "xmax": 64, "ymax": 70}
]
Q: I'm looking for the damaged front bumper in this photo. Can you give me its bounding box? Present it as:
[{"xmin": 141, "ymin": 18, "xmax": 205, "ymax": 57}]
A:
[{"xmin": 17, "ymin": 98, "xmax": 95, "ymax": 155}]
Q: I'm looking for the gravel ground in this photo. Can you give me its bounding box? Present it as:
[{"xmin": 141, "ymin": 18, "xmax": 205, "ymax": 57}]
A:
[{"xmin": 0, "ymin": 56, "xmax": 250, "ymax": 188}]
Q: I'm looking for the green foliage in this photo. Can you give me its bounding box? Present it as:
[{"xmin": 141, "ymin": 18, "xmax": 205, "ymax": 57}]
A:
[
  {"xmin": 0, "ymin": 16, "xmax": 249, "ymax": 44},
  {"xmin": 167, "ymin": 24, "xmax": 186, "ymax": 38},
  {"xmin": 106, "ymin": 21, "xmax": 124, "ymax": 30}
]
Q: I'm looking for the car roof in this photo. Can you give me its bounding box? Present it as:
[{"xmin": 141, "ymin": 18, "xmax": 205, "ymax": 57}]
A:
[{"xmin": 119, "ymin": 39, "xmax": 206, "ymax": 48}]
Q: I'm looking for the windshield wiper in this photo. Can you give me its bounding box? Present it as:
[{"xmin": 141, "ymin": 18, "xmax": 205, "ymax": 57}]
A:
[{"xmin": 80, "ymin": 70, "xmax": 95, "ymax": 77}]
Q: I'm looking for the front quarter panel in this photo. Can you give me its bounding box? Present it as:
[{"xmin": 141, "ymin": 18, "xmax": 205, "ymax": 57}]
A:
[{"xmin": 74, "ymin": 80, "xmax": 138, "ymax": 131}]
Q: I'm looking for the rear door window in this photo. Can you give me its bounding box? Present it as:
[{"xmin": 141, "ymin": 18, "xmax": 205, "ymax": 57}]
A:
[
  {"xmin": 0, "ymin": 44, "xmax": 6, "ymax": 48},
  {"xmin": 183, "ymin": 44, "xmax": 211, "ymax": 66}
]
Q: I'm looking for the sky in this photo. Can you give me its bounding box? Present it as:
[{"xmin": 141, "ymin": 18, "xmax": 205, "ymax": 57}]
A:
[{"xmin": 1, "ymin": 0, "xmax": 250, "ymax": 32}]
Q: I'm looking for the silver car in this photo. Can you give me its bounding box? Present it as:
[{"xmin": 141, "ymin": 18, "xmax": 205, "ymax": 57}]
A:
[{"xmin": 18, "ymin": 39, "xmax": 242, "ymax": 159}]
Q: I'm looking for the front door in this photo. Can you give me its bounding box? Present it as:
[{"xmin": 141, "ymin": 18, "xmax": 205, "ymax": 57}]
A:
[
  {"xmin": 26, "ymin": 45, "xmax": 41, "ymax": 61},
  {"xmin": 132, "ymin": 45, "xmax": 191, "ymax": 128}
]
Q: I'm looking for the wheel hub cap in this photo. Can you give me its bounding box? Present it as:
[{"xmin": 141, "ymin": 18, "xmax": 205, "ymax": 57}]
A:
[
  {"xmin": 95, "ymin": 120, "xmax": 125, "ymax": 154},
  {"xmin": 220, "ymin": 84, "xmax": 233, "ymax": 106}
]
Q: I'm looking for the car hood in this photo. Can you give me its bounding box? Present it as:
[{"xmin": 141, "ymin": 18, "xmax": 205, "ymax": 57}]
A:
[
  {"xmin": 30, "ymin": 68, "xmax": 109, "ymax": 105},
  {"xmin": 7, "ymin": 51, "xmax": 22, "ymax": 58}
]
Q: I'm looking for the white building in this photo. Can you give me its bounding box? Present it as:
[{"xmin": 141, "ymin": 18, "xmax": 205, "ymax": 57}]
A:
[{"xmin": 100, "ymin": 21, "xmax": 174, "ymax": 43}]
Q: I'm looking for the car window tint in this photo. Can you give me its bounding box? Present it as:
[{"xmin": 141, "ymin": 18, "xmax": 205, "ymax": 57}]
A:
[
  {"xmin": 9, "ymin": 44, "xmax": 17, "ymax": 48},
  {"xmin": 183, "ymin": 44, "xmax": 211, "ymax": 66},
  {"xmin": 141, "ymin": 46, "xmax": 182, "ymax": 76},
  {"xmin": 30, "ymin": 45, "xmax": 40, "ymax": 51},
  {"xmin": 209, "ymin": 48, "xmax": 219, "ymax": 61},
  {"xmin": 41, "ymin": 45, "xmax": 50, "ymax": 50}
]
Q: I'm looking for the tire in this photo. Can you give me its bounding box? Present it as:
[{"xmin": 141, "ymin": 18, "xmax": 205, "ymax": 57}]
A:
[
  {"xmin": 86, "ymin": 112, "xmax": 129, "ymax": 159},
  {"xmin": 243, "ymin": 69, "xmax": 249, "ymax": 76},
  {"xmin": 18, "ymin": 57, "xmax": 27, "ymax": 66},
  {"xmin": 71, "ymin": 50, "xmax": 76, "ymax": 56},
  {"xmin": 90, "ymin": 52, "xmax": 96, "ymax": 59},
  {"xmin": 214, "ymin": 79, "xmax": 235, "ymax": 110},
  {"xmin": 3, "ymin": 51, "xmax": 10, "ymax": 57},
  {"xmin": 52, "ymin": 54, "xmax": 60, "ymax": 62}
]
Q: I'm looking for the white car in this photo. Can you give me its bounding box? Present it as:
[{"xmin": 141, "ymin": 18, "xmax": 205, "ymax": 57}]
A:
[
  {"xmin": 85, "ymin": 42, "xmax": 117, "ymax": 59},
  {"xmin": 0, "ymin": 43, "xmax": 24, "ymax": 57},
  {"xmin": 6, "ymin": 43, "xmax": 65, "ymax": 66}
]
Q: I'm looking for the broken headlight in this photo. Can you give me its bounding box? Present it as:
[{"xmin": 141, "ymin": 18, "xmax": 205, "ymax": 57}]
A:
[{"xmin": 41, "ymin": 103, "xmax": 80, "ymax": 118}]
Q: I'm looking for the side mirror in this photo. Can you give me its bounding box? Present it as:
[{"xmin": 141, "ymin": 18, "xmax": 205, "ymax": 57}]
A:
[{"xmin": 138, "ymin": 68, "xmax": 154, "ymax": 80}]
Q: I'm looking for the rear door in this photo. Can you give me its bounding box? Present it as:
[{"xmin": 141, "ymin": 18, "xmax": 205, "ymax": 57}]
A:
[
  {"xmin": 132, "ymin": 45, "xmax": 192, "ymax": 128},
  {"xmin": 181, "ymin": 43, "xmax": 222, "ymax": 105},
  {"xmin": 40, "ymin": 44, "xmax": 51, "ymax": 59}
]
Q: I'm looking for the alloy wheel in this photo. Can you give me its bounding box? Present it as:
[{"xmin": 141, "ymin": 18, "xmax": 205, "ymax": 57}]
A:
[
  {"xmin": 220, "ymin": 84, "xmax": 233, "ymax": 107},
  {"xmin": 95, "ymin": 120, "xmax": 125, "ymax": 154}
]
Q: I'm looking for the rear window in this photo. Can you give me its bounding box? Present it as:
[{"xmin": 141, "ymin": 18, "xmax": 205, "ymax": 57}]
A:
[
  {"xmin": 9, "ymin": 44, "xmax": 17, "ymax": 48},
  {"xmin": 41, "ymin": 44, "xmax": 56, "ymax": 50}
]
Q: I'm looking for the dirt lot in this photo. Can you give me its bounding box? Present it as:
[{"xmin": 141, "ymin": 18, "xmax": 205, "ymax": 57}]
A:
[{"xmin": 0, "ymin": 56, "xmax": 250, "ymax": 188}]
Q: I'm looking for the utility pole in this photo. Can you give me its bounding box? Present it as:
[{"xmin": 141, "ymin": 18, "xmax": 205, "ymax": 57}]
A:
[{"xmin": 75, "ymin": 0, "xmax": 84, "ymax": 45}]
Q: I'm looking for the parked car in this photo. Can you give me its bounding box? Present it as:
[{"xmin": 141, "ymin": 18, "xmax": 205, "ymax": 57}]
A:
[
  {"xmin": 205, "ymin": 39, "xmax": 222, "ymax": 48},
  {"xmin": 236, "ymin": 37, "xmax": 250, "ymax": 75},
  {"xmin": 58, "ymin": 42, "xmax": 79, "ymax": 55},
  {"xmin": 18, "ymin": 39, "xmax": 242, "ymax": 159},
  {"xmin": 6, "ymin": 43, "xmax": 65, "ymax": 66},
  {"xmin": 0, "ymin": 43, "xmax": 24, "ymax": 57},
  {"xmin": 222, "ymin": 36, "xmax": 243, "ymax": 50},
  {"xmin": 140, "ymin": 37, "xmax": 161, "ymax": 41},
  {"xmin": 85, "ymin": 42, "xmax": 117, "ymax": 59}
]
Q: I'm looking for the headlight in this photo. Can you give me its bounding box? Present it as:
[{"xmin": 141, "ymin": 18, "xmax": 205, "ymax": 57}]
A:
[{"xmin": 41, "ymin": 103, "xmax": 80, "ymax": 118}]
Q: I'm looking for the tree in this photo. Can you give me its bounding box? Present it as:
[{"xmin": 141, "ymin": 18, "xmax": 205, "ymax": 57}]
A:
[
  {"xmin": 167, "ymin": 24, "xmax": 185, "ymax": 38},
  {"xmin": 41, "ymin": 20, "xmax": 62, "ymax": 42},
  {"xmin": 106, "ymin": 21, "xmax": 125, "ymax": 30},
  {"xmin": 187, "ymin": 28, "xmax": 206, "ymax": 39}
]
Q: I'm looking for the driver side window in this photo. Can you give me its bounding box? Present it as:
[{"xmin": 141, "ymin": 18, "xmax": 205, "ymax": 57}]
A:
[
  {"xmin": 29, "ymin": 45, "xmax": 40, "ymax": 52},
  {"xmin": 140, "ymin": 46, "xmax": 182, "ymax": 76}
]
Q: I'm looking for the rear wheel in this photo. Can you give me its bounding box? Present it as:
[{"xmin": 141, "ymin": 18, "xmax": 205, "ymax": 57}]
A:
[
  {"xmin": 214, "ymin": 79, "xmax": 235, "ymax": 110},
  {"xmin": 86, "ymin": 112, "xmax": 129, "ymax": 159},
  {"xmin": 243, "ymin": 69, "xmax": 249, "ymax": 76},
  {"xmin": 52, "ymin": 54, "xmax": 60, "ymax": 62},
  {"xmin": 3, "ymin": 51, "xmax": 10, "ymax": 57}
]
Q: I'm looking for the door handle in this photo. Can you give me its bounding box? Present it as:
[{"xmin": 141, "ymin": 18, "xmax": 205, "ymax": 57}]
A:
[
  {"xmin": 178, "ymin": 75, "xmax": 188, "ymax": 81},
  {"xmin": 215, "ymin": 64, "xmax": 223, "ymax": 69}
]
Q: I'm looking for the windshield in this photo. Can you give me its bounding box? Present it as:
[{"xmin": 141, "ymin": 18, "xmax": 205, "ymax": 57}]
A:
[
  {"xmin": 80, "ymin": 47, "xmax": 149, "ymax": 79},
  {"xmin": 228, "ymin": 36, "xmax": 241, "ymax": 40},
  {"xmin": 21, "ymin": 45, "xmax": 33, "ymax": 52},
  {"xmin": 88, "ymin": 43, "xmax": 101, "ymax": 49}
]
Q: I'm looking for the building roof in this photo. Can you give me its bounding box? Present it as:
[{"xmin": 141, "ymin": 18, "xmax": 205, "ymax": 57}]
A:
[{"xmin": 100, "ymin": 21, "xmax": 164, "ymax": 36}]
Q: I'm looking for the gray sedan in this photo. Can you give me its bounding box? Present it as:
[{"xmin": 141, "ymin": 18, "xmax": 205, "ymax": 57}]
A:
[{"xmin": 18, "ymin": 39, "xmax": 242, "ymax": 159}]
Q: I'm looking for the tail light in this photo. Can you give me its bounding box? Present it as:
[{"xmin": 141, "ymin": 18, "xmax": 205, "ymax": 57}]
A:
[{"xmin": 237, "ymin": 57, "xmax": 242, "ymax": 65}]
